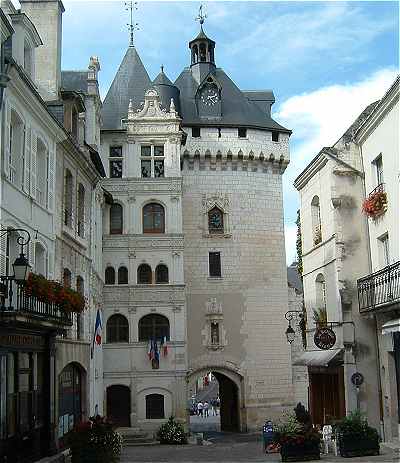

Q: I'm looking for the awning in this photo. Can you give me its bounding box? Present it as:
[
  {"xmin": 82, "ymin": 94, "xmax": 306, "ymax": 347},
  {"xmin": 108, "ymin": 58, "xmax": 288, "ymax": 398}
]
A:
[
  {"xmin": 293, "ymin": 348, "xmax": 342, "ymax": 367},
  {"xmin": 382, "ymin": 318, "xmax": 400, "ymax": 335}
]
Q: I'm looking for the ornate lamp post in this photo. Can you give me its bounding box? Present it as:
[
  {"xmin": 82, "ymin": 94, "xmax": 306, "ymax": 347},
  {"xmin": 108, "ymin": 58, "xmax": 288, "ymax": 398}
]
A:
[
  {"xmin": 284, "ymin": 310, "xmax": 304, "ymax": 344},
  {"xmin": 0, "ymin": 228, "xmax": 31, "ymax": 308}
]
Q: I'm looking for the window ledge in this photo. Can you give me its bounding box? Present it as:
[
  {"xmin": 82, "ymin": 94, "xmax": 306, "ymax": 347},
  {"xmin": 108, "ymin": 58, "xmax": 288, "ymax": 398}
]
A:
[
  {"xmin": 207, "ymin": 276, "xmax": 223, "ymax": 281},
  {"xmin": 203, "ymin": 233, "xmax": 232, "ymax": 239}
]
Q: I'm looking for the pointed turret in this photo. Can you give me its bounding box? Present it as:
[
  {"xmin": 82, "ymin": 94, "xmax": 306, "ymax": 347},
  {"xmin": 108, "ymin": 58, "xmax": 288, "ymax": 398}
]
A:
[
  {"xmin": 102, "ymin": 47, "xmax": 151, "ymax": 129},
  {"xmin": 152, "ymin": 66, "xmax": 181, "ymax": 115}
]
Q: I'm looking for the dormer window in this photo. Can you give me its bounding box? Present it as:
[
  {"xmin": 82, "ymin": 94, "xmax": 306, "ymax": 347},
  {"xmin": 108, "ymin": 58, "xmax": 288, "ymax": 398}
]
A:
[
  {"xmin": 272, "ymin": 131, "xmax": 279, "ymax": 142},
  {"xmin": 238, "ymin": 128, "xmax": 247, "ymax": 138},
  {"xmin": 192, "ymin": 127, "xmax": 201, "ymax": 138}
]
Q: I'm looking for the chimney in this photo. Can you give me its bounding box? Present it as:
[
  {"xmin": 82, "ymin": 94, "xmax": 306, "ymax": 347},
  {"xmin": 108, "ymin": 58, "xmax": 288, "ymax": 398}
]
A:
[{"xmin": 19, "ymin": 0, "xmax": 64, "ymax": 100}]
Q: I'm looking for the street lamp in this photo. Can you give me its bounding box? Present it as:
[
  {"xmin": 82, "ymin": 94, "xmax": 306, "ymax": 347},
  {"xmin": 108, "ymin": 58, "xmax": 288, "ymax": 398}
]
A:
[
  {"xmin": 0, "ymin": 228, "xmax": 31, "ymax": 307},
  {"xmin": 284, "ymin": 310, "xmax": 304, "ymax": 344}
]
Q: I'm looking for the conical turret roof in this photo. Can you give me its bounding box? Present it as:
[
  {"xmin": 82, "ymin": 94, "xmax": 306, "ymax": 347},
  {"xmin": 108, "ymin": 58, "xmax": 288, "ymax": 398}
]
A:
[
  {"xmin": 102, "ymin": 46, "xmax": 151, "ymax": 129},
  {"xmin": 153, "ymin": 69, "xmax": 173, "ymax": 86}
]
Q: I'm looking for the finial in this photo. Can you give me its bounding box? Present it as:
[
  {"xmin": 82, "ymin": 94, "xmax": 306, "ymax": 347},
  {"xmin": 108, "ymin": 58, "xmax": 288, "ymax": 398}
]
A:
[
  {"xmin": 161, "ymin": 65, "xmax": 164, "ymax": 73},
  {"xmin": 195, "ymin": 4, "xmax": 207, "ymax": 27},
  {"xmin": 125, "ymin": 1, "xmax": 139, "ymax": 47},
  {"xmin": 170, "ymin": 98, "xmax": 176, "ymax": 113},
  {"xmin": 128, "ymin": 99, "xmax": 134, "ymax": 119}
]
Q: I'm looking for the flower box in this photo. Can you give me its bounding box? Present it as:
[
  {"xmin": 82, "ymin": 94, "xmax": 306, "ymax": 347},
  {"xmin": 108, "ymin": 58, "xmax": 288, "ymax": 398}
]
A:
[
  {"xmin": 25, "ymin": 273, "xmax": 86, "ymax": 313},
  {"xmin": 280, "ymin": 438, "xmax": 320, "ymax": 462},
  {"xmin": 362, "ymin": 191, "xmax": 387, "ymax": 219},
  {"xmin": 338, "ymin": 434, "xmax": 379, "ymax": 458}
]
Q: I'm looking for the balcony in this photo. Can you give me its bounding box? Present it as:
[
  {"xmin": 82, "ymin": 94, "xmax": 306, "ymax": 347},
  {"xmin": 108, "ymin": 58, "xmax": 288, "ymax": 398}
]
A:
[
  {"xmin": 0, "ymin": 281, "xmax": 73, "ymax": 327},
  {"xmin": 358, "ymin": 261, "xmax": 400, "ymax": 313}
]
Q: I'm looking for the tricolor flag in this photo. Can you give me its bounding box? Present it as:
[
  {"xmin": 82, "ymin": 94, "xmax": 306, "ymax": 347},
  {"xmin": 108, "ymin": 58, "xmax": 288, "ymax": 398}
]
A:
[
  {"xmin": 148, "ymin": 340, "xmax": 153, "ymax": 360},
  {"xmin": 160, "ymin": 336, "xmax": 168, "ymax": 356},
  {"xmin": 91, "ymin": 309, "xmax": 102, "ymax": 359},
  {"xmin": 154, "ymin": 340, "xmax": 159, "ymax": 361}
]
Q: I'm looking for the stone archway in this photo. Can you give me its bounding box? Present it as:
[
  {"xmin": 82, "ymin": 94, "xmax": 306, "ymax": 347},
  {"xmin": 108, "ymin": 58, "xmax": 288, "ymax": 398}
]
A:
[
  {"xmin": 188, "ymin": 366, "xmax": 243, "ymax": 432},
  {"xmin": 107, "ymin": 385, "xmax": 131, "ymax": 427}
]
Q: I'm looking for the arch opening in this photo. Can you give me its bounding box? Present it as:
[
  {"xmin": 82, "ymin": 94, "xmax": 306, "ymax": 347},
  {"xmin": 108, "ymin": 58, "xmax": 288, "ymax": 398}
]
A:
[{"xmin": 188, "ymin": 369, "xmax": 240, "ymax": 433}]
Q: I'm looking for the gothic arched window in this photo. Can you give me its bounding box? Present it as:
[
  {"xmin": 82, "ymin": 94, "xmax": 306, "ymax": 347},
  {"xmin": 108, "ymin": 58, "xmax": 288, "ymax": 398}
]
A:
[
  {"xmin": 155, "ymin": 264, "xmax": 168, "ymax": 284},
  {"xmin": 118, "ymin": 266, "xmax": 128, "ymax": 284},
  {"xmin": 105, "ymin": 266, "xmax": 115, "ymax": 285},
  {"xmin": 137, "ymin": 264, "xmax": 152, "ymax": 284},
  {"xmin": 110, "ymin": 203, "xmax": 123, "ymax": 234},
  {"xmin": 208, "ymin": 207, "xmax": 224, "ymax": 234},
  {"xmin": 107, "ymin": 314, "xmax": 129, "ymax": 343},
  {"xmin": 138, "ymin": 314, "xmax": 170, "ymax": 342},
  {"xmin": 143, "ymin": 203, "xmax": 165, "ymax": 234}
]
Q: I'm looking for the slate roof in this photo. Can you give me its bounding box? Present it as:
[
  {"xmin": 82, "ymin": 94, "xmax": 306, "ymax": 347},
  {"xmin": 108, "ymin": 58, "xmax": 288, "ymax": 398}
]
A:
[
  {"xmin": 61, "ymin": 71, "xmax": 88, "ymax": 94},
  {"xmin": 101, "ymin": 41, "xmax": 290, "ymax": 133},
  {"xmin": 102, "ymin": 46, "xmax": 152, "ymax": 130},
  {"xmin": 174, "ymin": 67, "xmax": 290, "ymax": 131},
  {"xmin": 287, "ymin": 263, "xmax": 303, "ymax": 293}
]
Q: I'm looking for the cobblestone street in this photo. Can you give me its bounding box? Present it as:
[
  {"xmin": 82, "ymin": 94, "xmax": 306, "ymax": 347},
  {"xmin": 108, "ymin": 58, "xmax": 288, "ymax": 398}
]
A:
[{"xmin": 120, "ymin": 433, "xmax": 399, "ymax": 463}]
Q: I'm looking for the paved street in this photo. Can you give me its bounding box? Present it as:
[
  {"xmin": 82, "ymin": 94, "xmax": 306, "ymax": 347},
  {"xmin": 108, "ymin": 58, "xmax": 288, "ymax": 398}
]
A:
[{"xmin": 120, "ymin": 432, "xmax": 399, "ymax": 463}]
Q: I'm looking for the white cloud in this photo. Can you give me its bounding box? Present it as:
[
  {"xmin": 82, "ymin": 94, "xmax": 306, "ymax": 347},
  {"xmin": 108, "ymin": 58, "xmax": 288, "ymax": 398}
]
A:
[{"xmin": 279, "ymin": 67, "xmax": 398, "ymax": 263}]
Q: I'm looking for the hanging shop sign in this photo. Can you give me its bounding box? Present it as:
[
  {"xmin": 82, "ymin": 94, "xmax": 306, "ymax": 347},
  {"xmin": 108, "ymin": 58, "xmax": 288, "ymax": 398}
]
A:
[
  {"xmin": 351, "ymin": 372, "xmax": 364, "ymax": 387},
  {"xmin": 314, "ymin": 327, "xmax": 337, "ymax": 350}
]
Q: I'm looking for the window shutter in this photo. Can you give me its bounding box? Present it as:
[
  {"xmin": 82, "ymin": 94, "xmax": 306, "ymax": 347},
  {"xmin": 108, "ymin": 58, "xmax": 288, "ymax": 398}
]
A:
[
  {"xmin": 30, "ymin": 131, "xmax": 37, "ymax": 199},
  {"xmin": 47, "ymin": 142, "xmax": 55, "ymax": 211},
  {"xmin": 47, "ymin": 249, "xmax": 53, "ymax": 280},
  {"xmin": 23, "ymin": 126, "xmax": 31, "ymax": 193},
  {"xmin": 4, "ymin": 101, "xmax": 11, "ymax": 178},
  {"xmin": 0, "ymin": 228, "xmax": 7, "ymax": 276}
]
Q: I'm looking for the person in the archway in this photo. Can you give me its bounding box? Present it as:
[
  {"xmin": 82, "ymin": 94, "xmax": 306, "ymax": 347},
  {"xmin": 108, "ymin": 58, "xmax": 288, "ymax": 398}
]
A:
[{"xmin": 197, "ymin": 400, "xmax": 204, "ymax": 417}]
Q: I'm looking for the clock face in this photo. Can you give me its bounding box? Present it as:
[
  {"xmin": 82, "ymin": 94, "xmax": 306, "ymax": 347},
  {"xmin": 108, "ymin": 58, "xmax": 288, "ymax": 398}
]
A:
[{"xmin": 200, "ymin": 87, "xmax": 219, "ymax": 106}]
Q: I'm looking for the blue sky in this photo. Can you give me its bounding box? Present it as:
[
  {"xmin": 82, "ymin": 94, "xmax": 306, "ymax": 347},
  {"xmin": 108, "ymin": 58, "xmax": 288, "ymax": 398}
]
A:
[{"xmin": 60, "ymin": 0, "xmax": 399, "ymax": 262}]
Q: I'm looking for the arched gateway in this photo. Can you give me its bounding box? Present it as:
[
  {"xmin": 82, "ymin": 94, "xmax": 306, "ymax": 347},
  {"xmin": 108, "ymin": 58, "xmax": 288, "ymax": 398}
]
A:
[{"xmin": 187, "ymin": 367, "xmax": 243, "ymax": 432}]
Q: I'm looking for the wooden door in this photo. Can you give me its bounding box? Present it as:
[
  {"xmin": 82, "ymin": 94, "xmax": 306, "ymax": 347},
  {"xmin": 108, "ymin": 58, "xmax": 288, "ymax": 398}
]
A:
[{"xmin": 107, "ymin": 385, "xmax": 130, "ymax": 427}]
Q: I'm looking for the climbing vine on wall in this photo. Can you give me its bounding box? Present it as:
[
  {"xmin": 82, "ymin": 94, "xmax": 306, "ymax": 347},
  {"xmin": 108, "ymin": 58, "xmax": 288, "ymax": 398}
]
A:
[{"xmin": 296, "ymin": 210, "xmax": 303, "ymax": 275}]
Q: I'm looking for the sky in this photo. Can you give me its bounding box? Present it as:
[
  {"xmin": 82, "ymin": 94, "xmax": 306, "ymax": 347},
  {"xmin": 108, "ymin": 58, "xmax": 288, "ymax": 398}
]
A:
[{"xmin": 58, "ymin": 0, "xmax": 399, "ymax": 263}]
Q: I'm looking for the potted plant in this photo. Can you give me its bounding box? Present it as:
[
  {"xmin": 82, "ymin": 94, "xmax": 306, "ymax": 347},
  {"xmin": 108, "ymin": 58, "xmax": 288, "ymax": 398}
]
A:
[
  {"xmin": 274, "ymin": 403, "xmax": 321, "ymax": 462},
  {"xmin": 157, "ymin": 416, "xmax": 187, "ymax": 444},
  {"xmin": 68, "ymin": 415, "xmax": 123, "ymax": 463},
  {"xmin": 362, "ymin": 191, "xmax": 387, "ymax": 218},
  {"xmin": 335, "ymin": 411, "xmax": 380, "ymax": 458}
]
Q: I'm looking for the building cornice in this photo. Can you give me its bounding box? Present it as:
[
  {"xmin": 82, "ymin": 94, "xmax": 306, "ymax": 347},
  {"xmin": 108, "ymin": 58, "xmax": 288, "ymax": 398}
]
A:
[
  {"xmin": 354, "ymin": 75, "xmax": 400, "ymax": 144},
  {"xmin": 9, "ymin": 13, "xmax": 42, "ymax": 47}
]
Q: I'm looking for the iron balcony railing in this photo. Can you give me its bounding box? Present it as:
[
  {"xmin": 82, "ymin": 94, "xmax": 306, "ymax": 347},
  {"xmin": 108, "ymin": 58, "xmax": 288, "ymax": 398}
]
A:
[
  {"xmin": 358, "ymin": 260, "xmax": 400, "ymax": 313},
  {"xmin": 0, "ymin": 281, "xmax": 72, "ymax": 325}
]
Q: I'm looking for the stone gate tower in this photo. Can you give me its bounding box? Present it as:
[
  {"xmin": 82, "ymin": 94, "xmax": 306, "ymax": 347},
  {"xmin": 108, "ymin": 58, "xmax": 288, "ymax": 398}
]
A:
[
  {"xmin": 100, "ymin": 23, "xmax": 294, "ymax": 432},
  {"xmin": 180, "ymin": 26, "xmax": 293, "ymax": 432}
]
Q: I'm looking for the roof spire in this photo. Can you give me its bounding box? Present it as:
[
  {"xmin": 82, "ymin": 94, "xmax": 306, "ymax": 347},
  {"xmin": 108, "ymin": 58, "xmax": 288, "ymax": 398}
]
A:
[
  {"xmin": 161, "ymin": 64, "xmax": 164, "ymax": 73},
  {"xmin": 195, "ymin": 4, "xmax": 207, "ymax": 28},
  {"xmin": 125, "ymin": 1, "xmax": 139, "ymax": 47}
]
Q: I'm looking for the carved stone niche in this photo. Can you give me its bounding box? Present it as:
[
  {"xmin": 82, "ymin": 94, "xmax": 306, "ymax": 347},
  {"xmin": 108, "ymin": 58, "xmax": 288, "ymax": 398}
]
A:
[
  {"xmin": 201, "ymin": 193, "xmax": 232, "ymax": 238},
  {"xmin": 203, "ymin": 298, "xmax": 226, "ymax": 351}
]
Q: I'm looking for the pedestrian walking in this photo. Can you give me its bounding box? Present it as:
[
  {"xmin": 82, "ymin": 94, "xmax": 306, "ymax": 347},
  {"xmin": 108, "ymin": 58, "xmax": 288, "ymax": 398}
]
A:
[
  {"xmin": 203, "ymin": 400, "xmax": 209, "ymax": 417},
  {"xmin": 215, "ymin": 397, "xmax": 220, "ymax": 416},
  {"xmin": 197, "ymin": 400, "xmax": 204, "ymax": 417},
  {"xmin": 211, "ymin": 398, "xmax": 217, "ymax": 416}
]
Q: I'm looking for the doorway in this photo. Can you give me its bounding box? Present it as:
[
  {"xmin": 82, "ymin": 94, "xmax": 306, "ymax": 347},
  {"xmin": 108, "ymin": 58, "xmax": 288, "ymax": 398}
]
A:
[
  {"xmin": 188, "ymin": 370, "xmax": 240, "ymax": 433},
  {"xmin": 309, "ymin": 366, "xmax": 345, "ymax": 425},
  {"xmin": 107, "ymin": 385, "xmax": 130, "ymax": 427}
]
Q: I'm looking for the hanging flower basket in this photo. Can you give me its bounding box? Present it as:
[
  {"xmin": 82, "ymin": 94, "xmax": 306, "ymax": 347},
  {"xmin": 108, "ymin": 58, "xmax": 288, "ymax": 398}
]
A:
[
  {"xmin": 362, "ymin": 191, "xmax": 387, "ymax": 218},
  {"xmin": 24, "ymin": 273, "xmax": 86, "ymax": 313}
]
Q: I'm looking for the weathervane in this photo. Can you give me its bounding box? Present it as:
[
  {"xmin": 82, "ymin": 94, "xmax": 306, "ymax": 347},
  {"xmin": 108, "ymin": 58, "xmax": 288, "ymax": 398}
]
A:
[
  {"xmin": 195, "ymin": 4, "xmax": 207, "ymax": 27},
  {"xmin": 125, "ymin": 1, "xmax": 139, "ymax": 47}
]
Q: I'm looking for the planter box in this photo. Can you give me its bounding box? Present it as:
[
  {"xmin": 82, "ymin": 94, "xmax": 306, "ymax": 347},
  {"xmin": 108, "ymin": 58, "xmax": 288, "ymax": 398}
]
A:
[
  {"xmin": 280, "ymin": 439, "xmax": 320, "ymax": 462},
  {"xmin": 338, "ymin": 435, "xmax": 379, "ymax": 458}
]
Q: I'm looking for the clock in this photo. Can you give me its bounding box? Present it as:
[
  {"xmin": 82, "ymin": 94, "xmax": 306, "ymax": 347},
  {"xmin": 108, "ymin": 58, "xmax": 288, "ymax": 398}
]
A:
[{"xmin": 200, "ymin": 86, "xmax": 219, "ymax": 106}]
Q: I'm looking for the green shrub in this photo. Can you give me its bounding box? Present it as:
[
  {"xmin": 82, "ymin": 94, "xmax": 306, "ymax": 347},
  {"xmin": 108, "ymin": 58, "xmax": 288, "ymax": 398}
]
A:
[
  {"xmin": 68, "ymin": 415, "xmax": 123, "ymax": 463},
  {"xmin": 157, "ymin": 416, "xmax": 187, "ymax": 445},
  {"xmin": 335, "ymin": 411, "xmax": 380, "ymax": 441}
]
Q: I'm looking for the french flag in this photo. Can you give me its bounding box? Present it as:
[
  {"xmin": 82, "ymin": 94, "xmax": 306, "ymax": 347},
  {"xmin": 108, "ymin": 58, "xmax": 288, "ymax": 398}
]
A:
[{"xmin": 91, "ymin": 309, "xmax": 102, "ymax": 359}]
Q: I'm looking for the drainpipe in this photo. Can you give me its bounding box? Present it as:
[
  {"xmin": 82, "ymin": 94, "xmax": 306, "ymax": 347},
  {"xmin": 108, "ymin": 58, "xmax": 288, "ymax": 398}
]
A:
[{"xmin": 358, "ymin": 141, "xmax": 386, "ymax": 441}]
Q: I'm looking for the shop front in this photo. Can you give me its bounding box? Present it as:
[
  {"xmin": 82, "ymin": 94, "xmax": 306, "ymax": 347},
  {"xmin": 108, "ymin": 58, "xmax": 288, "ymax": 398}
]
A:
[{"xmin": 0, "ymin": 328, "xmax": 56, "ymax": 463}]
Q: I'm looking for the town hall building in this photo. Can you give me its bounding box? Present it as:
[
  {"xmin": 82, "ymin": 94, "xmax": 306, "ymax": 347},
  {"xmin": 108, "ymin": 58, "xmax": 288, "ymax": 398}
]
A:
[{"xmin": 97, "ymin": 19, "xmax": 296, "ymax": 432}]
